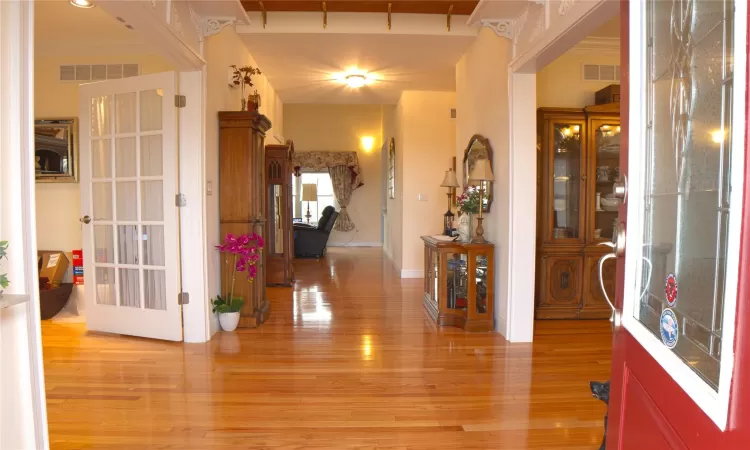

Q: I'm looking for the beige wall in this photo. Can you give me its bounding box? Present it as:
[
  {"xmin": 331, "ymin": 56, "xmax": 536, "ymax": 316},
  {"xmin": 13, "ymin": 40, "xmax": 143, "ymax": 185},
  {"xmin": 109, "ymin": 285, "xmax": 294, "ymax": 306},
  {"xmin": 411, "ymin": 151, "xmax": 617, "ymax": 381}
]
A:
[
  {"xmin": 456, "ymin": 28, "xmax": 513, "ymax": 330},
  {"xmin": 204, "ymin": 27, "xmax": 283, "ymax": 331},
  {"xmin": 536, "ymin": 48, "xmax": 620, "ymax": 107},
  {"xmin": 396, "ymin": 91, "xmax": 456, "ymax": 275},
  {"xmin": 34, "ymin": 53, "xmax": 173, "ymax": 253},
  {"xmin": 283, "ymin": 104, "xmax": 387, "ymax": 246}
]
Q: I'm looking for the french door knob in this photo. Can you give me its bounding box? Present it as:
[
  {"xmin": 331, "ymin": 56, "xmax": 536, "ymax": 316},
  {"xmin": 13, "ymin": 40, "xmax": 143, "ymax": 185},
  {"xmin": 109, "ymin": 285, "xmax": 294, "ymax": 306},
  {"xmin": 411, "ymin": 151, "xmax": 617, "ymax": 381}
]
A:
[
  {"xmin": 612, "ymin": 175, "xmax": 628, "ymax": 203},
  {"xmin": 80, "ymin": 215, "xmax": 91, "ymax": 224}
]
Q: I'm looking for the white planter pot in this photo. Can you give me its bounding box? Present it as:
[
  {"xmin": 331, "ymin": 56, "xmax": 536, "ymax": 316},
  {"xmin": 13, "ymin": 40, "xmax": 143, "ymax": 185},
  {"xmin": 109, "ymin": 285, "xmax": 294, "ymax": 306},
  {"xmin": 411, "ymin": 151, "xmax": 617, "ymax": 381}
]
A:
[{"xmin": 219, "ymin": 312, "xmax": 240, "ymax": 331}]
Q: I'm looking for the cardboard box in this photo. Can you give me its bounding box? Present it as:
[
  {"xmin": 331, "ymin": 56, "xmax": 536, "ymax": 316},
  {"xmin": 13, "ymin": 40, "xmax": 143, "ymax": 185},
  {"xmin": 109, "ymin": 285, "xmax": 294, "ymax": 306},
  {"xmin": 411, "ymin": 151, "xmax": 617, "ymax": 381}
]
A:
[{"xmin": 38, "ymin": 251, "xmax": 69, "ymax": 289}]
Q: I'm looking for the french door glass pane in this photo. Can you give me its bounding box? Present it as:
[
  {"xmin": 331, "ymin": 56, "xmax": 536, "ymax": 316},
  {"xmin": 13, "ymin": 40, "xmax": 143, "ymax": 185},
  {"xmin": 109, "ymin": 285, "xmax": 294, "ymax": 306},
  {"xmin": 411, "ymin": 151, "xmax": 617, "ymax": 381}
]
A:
[
  {"xmin": 90, "ymin": 95, "xmax": 111, "ymax": 137},
  {"xmin": 115, "ymin": 137, "xmax": 137, "ymax": 177},
  {"xmin": 144, "ymin": 270, "xmax": 167, "ymax": 310},
  {"xmin": 140, "ymin": 89, "xmax": 163, "ymax": 131},
  {"xmin": 637, "ymin": 0, "xmax": 734, "ymax": 390},
  {"xmin": 116, "ymin": 181, "xmax": 137, "ymax": 220},
  {"xmin": 142, "ymin": 225, "xmax": 165, "ymax": 266},
  {"xmin": 551, "ymin": 123, "xmax": 581, "ymax": 239},
  {"xmin": 118, "ymin": 225, "xmax": 139, "ymax": 265},
  {"xmin": 115, "ymin": 92, "xmax": 137, "ymax": 134},
  {"xmin": 95, "ymin": 267, "xmax": 116, "ymax": 306},
  {"xmin": 92, "ymin": 140, "xmax": 112, "ymax": 178},
  {"xmin": 119, "ymin": 268, "xmax": 141, "ymax": 308},
  {"xmin": 141, "ymin": 181, "xmax": 163, "ymax": 221},
  {"xmin": 92, "ymin": 182, "xmax": 113, "ymax": 220},
  {"xmin": 93, "ymin": 225, "xmax": 114, "ymax": 263},
  {"xmin": 140, "ymin": 135, "xmax": 163, "ymax": 176}
]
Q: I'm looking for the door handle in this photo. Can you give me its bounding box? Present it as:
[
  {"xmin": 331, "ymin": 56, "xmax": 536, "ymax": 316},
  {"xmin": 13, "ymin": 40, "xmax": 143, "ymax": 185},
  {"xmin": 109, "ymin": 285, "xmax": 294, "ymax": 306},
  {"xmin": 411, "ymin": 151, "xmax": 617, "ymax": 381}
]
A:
[
  {"xmin": 597, "ymin": 252, "xmax": 617, "ymax": 324},
  {"xmin": 80, "ymin": 215, "xmax": 91, "ymax": 224},
  {"xmin": 612, "ymin": 174, "xmax": 628, "ymax": 203},
  {"xmin": 599, "ymin": 223, "xmax": 626, "ymax": 257}
]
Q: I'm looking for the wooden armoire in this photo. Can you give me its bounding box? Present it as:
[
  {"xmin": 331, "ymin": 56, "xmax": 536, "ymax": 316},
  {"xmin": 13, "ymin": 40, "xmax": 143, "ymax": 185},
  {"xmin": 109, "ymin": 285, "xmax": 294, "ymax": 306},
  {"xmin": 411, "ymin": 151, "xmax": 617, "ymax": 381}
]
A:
[
  {"xmin": 535, "ymin": 103, "xmax": 620, "ymax": 319},
  {"xmin": 218, "ymin": 111, "xmax": 271, "ymax": 328},
  {"xmin": 265, "ymin": 140, "xmax": 295, "ymax": 286}
]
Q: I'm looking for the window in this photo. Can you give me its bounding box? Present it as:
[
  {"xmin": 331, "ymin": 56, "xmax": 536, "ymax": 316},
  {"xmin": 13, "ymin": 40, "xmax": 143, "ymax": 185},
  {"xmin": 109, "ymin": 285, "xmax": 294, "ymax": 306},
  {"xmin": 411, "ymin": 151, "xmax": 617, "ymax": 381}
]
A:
[{"xmin": 291, "ymin": 172, "xmax": 336, "ymax": 224}]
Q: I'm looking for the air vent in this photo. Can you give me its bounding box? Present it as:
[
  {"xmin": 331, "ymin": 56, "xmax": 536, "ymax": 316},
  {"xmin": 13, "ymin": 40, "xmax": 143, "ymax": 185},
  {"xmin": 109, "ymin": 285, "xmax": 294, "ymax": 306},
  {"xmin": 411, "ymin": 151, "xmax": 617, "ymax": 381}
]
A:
[
  {"xmin": 59, "ymin": 63, "xmax": 141, "ymax": 82},
  {"xmin": 582, "ymin": 64, "xmax": 621, "ymax": 82}
]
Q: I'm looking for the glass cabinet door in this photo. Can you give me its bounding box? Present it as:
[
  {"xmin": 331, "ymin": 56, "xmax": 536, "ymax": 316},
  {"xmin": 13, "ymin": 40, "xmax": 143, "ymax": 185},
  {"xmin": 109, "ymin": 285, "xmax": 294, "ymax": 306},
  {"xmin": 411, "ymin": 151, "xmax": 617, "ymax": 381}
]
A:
[
  {"xmin": 548, "ymin": 120, "xmax": 586, "ymax": 242},
  {"xmin": 590, "ymin": 119, "xmax": 622, "ymax": 242},
  {"xmin": 446, "ymin": 251, "xmax": 468, "ymax": 312}
]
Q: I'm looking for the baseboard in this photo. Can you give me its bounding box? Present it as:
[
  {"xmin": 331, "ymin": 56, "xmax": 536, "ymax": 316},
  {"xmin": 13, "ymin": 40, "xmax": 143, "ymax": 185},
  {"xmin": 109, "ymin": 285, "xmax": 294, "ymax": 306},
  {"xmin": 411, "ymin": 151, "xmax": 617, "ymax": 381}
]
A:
[
  {"xmin": 400, "ymin": 269, "xmax": 424, "ymax": 278},
  {"xmin": 327, "ymin": 241, "xmax": 382, "ymax": 247}
]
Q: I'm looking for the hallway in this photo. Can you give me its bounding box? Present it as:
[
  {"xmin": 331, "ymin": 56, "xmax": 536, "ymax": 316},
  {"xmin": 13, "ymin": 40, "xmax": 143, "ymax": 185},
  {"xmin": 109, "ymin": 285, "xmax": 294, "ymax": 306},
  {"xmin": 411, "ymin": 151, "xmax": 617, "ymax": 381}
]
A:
[{"xmin": 42, "ymin": 248, "xmax": 612, "ymax": 449}]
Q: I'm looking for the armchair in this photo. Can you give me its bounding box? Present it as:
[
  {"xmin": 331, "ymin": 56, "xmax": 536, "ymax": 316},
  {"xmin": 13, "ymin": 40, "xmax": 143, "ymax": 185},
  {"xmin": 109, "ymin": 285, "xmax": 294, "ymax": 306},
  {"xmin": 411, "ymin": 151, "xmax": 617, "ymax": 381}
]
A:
[{"xmin": 293, "ymin": 206, "xmax": 339, "ymax": 258}]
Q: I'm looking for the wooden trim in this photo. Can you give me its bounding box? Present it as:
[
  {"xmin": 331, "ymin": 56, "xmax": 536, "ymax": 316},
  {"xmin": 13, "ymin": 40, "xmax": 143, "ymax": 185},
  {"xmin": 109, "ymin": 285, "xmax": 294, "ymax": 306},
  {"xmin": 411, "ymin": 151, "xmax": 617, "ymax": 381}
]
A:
[{"xmin": 241, "ymin": 0, "xmax": 478, "ymax": 15}]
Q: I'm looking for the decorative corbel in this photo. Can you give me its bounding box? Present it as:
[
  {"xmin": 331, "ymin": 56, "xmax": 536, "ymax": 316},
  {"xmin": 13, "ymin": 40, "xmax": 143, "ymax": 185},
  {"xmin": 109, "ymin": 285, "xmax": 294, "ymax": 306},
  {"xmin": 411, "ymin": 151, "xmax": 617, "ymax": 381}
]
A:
[
  {"xmin": 387, "ymin": 3, "xmax": 392, "ymax": 30},
  {"xmin": 447, "ymin": 4, "xmax": 453, "ymax": 32},
  {"xmin": 322, "ymin": 2, "xmax": 327, "ymax": 29},
  {"xmin": 480, "ymin": 19, "xmax": 513, "ymax": 39},
  {"xmin": 189, "ymin": 7, "xmax": 235, "ymax": 41}
]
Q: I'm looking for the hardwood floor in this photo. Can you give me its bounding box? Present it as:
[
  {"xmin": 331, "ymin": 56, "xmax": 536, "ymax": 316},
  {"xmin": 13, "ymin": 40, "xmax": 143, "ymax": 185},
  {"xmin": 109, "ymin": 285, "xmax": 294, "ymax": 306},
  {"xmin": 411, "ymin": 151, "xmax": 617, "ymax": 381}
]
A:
[{"xmin": 42, "ymin": 248, "xmax": 612, "ymax": 449}]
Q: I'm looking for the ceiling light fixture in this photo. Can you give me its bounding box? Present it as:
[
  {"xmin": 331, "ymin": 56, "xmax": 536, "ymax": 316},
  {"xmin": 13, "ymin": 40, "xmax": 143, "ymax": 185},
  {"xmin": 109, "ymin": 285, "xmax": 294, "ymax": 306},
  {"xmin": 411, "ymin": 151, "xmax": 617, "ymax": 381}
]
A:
[
  {"xmin": 70, "ymin": 0, "xmax": 95, "ymax": 8},
  {"xmin": 345, "ymin": 74, "xmax": 367, "ymax": 89},
  {"xmin": 332, "ymin": 69, "xmax": 376, "ymax": 89}
]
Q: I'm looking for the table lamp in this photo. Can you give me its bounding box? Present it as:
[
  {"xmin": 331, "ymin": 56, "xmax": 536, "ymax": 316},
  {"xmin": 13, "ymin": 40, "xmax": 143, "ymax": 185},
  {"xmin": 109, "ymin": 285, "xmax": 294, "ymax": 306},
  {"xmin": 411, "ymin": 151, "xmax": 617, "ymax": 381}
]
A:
[
  {"xmin": 468, "ymin": 159, "xmax": 494, "ymax": 244},
  {"xmin": 440, "ymin": 168, "xmax": 460, "ymax": 235},
  {"xmin": 302, "ymin": 183, "xmax": 318, "ymax": 224}
]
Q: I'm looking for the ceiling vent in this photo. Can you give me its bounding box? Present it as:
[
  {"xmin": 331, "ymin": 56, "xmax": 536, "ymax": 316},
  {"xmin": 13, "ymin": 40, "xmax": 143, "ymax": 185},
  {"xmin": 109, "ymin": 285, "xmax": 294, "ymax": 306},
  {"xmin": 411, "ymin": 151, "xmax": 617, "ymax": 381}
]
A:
[
  {"xmin": 59, "ymin": 64, "xmax": 140, "ymax": 82},
  {"xmin": 582, "ymin": 64, "xmax": 620, "ymax": 82}
]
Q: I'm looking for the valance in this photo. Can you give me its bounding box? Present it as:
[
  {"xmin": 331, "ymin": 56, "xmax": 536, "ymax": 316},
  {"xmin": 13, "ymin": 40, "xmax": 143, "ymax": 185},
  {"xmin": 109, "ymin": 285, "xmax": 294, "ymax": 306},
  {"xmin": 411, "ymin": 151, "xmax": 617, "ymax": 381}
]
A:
[{"xmin": 293, "ymin": 151, "xmax": 364, "ymax": 189}]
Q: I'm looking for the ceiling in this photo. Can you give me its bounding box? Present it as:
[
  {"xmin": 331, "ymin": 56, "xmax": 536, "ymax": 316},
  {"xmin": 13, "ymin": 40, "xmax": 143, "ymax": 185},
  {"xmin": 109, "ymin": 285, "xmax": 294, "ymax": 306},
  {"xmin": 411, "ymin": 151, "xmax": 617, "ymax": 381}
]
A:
[
  {"xmin": 242, "ymin": 0, "xmax": 478, "ymax": 15},
  {"xmin": 240, "ymin": 31, "xmax": 475, "ymax": 104},
  {"xmin": 589, "ymin": 17, "xmax": 620, "ymax": 39}
]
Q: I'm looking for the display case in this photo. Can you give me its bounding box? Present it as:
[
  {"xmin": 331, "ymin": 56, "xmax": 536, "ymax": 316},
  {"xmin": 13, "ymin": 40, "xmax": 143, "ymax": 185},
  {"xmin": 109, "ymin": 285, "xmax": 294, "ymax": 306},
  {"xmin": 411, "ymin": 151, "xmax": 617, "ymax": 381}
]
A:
[
  {"xmin": 536, "ymin": 103, "xmax": 620, "ymax": 319},
  {"xmin": 265, "ymin": 140, "xmax": 295, "ymax": 286},
  {"xmin": 422, "ymin": 236, "xmax": 494, "ymax": 332}
]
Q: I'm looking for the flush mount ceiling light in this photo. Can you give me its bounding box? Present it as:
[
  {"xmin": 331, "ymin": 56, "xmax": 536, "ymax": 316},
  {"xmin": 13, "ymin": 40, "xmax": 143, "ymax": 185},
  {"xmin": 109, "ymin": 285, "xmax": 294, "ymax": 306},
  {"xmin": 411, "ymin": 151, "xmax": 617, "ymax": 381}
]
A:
[
  {"xmin": 332, "ymin": 69, "xmax": 376, "ymax": 89},
  {"xmin": 70, "ymin": 0, "xmax": 95, "ymax": 8}
]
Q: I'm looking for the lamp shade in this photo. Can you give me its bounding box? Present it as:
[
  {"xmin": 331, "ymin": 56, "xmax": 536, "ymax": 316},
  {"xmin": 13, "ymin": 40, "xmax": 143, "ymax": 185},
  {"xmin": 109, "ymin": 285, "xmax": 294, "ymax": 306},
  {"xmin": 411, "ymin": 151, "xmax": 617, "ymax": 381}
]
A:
[
  {"xmin": 469, "ymin": 159, "xmax": 495, "ymax": 182},
  {"xmin": 440, "ymin": 168, "xmax": 460, "ymax": 188},
  {"xmin": 302, "ymin": 183, "xmax": 318, "ymax": 201}
]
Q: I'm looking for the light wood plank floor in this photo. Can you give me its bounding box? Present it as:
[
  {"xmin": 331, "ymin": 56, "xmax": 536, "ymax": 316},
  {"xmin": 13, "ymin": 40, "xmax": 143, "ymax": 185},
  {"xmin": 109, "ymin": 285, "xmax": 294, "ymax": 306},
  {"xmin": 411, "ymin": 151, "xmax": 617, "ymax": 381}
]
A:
[{"xmin": 42, "ymin": 247, "xmax": 612, "ymax": 449}]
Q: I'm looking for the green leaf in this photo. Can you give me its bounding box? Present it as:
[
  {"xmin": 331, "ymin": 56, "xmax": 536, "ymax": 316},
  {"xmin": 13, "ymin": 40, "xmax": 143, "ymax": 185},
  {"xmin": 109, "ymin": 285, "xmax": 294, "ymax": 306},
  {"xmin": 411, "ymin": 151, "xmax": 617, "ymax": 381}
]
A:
[{"xmin": 0, "ymin": 274, "xmax": 9, "ymax": 289}]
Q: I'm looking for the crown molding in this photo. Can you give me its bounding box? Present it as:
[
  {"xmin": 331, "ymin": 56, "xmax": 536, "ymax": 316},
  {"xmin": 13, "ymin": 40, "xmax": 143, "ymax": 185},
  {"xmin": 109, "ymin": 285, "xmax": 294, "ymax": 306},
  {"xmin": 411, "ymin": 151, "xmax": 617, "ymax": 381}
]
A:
[{"xmin": 480, "ymin": 19, "xmax": 513, "ymax": 39}]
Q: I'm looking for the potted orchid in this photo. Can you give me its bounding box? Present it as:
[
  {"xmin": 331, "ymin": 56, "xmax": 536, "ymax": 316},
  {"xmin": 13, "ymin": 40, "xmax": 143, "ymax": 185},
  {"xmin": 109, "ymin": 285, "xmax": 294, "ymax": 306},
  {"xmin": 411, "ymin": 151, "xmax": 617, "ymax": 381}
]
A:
[{"xmin": 212, "ymin": 233, "xmax": 263, "ymax": 331}]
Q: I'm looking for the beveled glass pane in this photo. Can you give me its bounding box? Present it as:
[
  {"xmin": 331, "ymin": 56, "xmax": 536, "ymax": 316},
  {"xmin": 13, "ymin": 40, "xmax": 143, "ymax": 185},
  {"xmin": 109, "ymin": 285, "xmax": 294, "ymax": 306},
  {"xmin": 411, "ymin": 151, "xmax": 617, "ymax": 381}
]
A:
[
  {"xmin": 432, "ymin": 250, "xmax": 439, "ymax": 306},
  {"xmin": 115, "ymin": 137, "xmax": 136, "ymax": 177},
  {"xmin": 142, "ymin": 225, "xmax": 165, "ymax": 266},
  {"xmin": 95, "ymin": 267, "xmax": 116, "ymax": 306},
  {"xmin": 116, "ymin": 181, "xmax": 137, "ymax": 221},
  {"xmin": 144, "ymin": 270, "xmax": 166, "ymax": 310},
  {"xmin": 551, "ymin": 123, "xmax": 581, "ymax": 239},
  {"xmin": 141, "ymin": 180, "xmax": 163, "ymax": 221},
  {"xmin": 118, "ymin": 225, "xmax": 139, "ymax": 265},
  {"xmin": 446, "ymin": 252, "xmax": 468, "ymax": 310},
  {"xmin": 140, "ymin": 89, "xmax": 163, "ymax": 132},
  {"xmin": 119, "ymin": 268, "xmax": 141, "ymax": 308},
  {"xmin": 92, "ymin": 182, "xmax": 112, "ymax": 221},
  {"xmin": 90, "ymin": 95, "xmax": 111, "ymax": 137},
  {"xmin": 115, "ymin": 92, "xmax": 137, "ymax": 134},
  {"xmin": 140, "ymin": 135, "xmax": 163, "ymax": 176},
  {"xmin": 92, "ymin": 139, "xmax": 112, "ymax": 178},
  {"xmin": 93, "ymin": 225, "xmax": 114, "ymax": 263},
  {"xmin": 273, "ymin": 185, "xmax": 284, "ymax": 254},
  {"xmin": 637, "ymin": 0, "xmax": 733, "ymax": 390},
  {"xmin": 476, "ymin": 254, "xmax": 488, "ymax": 314},
  {"xmin": 593, "ymin": 123, "xmax": 622, "ymax": 241}
]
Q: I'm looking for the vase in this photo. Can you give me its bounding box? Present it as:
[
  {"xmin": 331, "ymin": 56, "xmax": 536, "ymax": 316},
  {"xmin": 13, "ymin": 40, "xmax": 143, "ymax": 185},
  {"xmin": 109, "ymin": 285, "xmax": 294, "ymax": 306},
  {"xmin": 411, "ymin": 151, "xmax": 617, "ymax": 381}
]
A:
[
  {"xmin": 458, "ymin": 213, "xmax": 473, "ymax": 243},
  {"xmin": 240, "ymin": 83, "xmax": 247, "ymax": 111},
  {"xmin": 219, "ymin": 311, "xmax": 240, "ymax": 331},
  {"xmin": 248, "ymin": 90, "xmax": 261, "ymax": 111}
]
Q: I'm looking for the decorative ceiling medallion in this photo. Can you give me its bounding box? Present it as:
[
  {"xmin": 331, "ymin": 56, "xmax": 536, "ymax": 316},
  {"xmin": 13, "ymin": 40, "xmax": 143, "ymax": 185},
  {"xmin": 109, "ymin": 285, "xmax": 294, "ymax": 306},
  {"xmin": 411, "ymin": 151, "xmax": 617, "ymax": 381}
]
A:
[{"xmin": 480, "ymin": 19, "xmax": 513, "ymax": 39}]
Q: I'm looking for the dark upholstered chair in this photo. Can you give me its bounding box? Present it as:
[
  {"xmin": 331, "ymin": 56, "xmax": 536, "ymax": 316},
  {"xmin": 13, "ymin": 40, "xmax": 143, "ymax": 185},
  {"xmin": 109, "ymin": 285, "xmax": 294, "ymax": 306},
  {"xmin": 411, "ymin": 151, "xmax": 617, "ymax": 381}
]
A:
[{"xmin": 293, "ymin": 206, "xmax": 339, "ymax": 258}]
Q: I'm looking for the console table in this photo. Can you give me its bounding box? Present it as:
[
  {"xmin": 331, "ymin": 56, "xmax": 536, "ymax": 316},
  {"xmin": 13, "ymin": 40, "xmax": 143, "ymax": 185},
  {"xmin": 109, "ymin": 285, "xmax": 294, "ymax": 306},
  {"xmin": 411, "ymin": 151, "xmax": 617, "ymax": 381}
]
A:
[{"xmin": 421, "ymin": 236, "xmax": 495, "ymax": 332}]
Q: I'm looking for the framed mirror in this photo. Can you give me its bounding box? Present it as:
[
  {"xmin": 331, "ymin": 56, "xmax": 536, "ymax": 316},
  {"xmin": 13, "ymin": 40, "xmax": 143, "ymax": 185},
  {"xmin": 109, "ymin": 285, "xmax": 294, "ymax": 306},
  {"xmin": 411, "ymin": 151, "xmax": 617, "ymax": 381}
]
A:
[
  {"xmin": 35, "ymin": 118, "xmax": 78, "ymax": 182},
  {"xmin": 462, "ymin": 134, "xmax": 493, "ymax": 212}
]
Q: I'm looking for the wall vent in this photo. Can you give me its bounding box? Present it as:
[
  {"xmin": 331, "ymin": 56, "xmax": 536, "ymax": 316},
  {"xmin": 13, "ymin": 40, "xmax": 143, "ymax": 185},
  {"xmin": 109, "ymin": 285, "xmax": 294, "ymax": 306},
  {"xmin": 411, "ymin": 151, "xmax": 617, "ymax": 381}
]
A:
[
  {"xmin": 582, "ymin": 64, "xmax": 620, "ymax": 82},
  {"xmin": 59, "ymin": 63, "xmax": 140, "ymax": 82}
]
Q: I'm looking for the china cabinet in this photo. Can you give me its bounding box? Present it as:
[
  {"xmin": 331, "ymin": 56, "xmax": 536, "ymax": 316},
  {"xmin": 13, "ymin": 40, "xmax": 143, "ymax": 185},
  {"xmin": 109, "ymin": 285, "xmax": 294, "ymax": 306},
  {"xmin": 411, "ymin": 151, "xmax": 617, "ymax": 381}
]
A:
[
  {"xmin": 421, "ymin": 236, "xmax": 494, "ymax": 331},
  {"xmin": 265, "ymin": 140, "xmax": 295, "ymax": 286},
  {"xmin": 535, "ymin": 103, "xmax": 620, "ymax": 319},
  {"xmin": 218, "ymin": 111, "xmax": 271, "ymax": 328}
]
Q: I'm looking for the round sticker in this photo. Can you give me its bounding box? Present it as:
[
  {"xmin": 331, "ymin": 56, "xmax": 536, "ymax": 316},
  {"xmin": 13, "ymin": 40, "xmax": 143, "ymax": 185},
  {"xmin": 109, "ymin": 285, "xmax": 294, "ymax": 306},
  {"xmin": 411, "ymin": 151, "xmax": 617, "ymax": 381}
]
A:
[
  {"xmin": 660, "ymin": 308, "xmax": 679, "ymax": 349},
  {"xmin": 665, "ymin": 273, "xmax": 678, "ymax": 307}
]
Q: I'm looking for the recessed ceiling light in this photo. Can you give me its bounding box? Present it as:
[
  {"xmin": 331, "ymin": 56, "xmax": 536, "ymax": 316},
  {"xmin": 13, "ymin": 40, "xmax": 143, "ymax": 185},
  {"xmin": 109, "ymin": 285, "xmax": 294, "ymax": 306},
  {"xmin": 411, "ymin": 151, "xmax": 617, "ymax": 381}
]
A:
[
  {"xmin": 345, "ymin": 74, "xmax": 368, "ymax": 89},
  {"xmin": 332, "ymin": 68, "xmax": 376, "ymax": 89},
  {"xmin": 70, "ymin": 0, "xmax": 95, "ymax": 9}
]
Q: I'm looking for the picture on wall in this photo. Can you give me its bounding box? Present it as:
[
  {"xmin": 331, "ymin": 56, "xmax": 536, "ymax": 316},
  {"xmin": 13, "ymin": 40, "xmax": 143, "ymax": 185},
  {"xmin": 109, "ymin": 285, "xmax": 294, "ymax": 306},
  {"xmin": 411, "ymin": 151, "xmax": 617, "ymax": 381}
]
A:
[{"xmin": 35, "ymin": 118, "xmax": 78, "ymax": 183}]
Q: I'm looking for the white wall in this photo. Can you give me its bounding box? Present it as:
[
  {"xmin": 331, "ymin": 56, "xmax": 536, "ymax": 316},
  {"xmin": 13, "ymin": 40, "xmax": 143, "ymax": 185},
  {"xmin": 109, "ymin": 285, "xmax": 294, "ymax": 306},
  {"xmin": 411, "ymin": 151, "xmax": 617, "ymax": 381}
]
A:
[
  {"xmin": 283, "ymin": 104, "xmax": 389, "ymax": 246},
  {"xmin": 396, "ymin": 91, "xmax": 456, "ymax": 277},
  {"xmin": 536, "ymin": 47, "xmax": 620, "ymax": 107},
  {"xmin": 455, "ymin": 28, "xmax": 515, "ymax": 335},
  {"xmin": 203, "ymin": 26, "xmax": 283, "ymax": 335}
]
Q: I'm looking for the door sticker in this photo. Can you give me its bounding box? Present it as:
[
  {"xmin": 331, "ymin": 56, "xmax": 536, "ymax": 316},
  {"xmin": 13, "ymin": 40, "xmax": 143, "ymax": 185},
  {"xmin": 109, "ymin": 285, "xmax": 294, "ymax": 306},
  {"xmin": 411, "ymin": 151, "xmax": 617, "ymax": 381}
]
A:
[
  {"xmin": 660, "ymin": 308, "xmax": 679, "ymax": 349},
  {"xmin": 665, "ymin": 273, "xmax": 678, "ymax": 307}
]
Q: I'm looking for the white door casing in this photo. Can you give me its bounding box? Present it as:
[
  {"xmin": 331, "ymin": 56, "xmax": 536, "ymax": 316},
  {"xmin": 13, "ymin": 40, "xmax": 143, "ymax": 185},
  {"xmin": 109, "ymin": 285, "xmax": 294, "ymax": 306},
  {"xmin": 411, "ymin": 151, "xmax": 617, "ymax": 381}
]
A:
[{"xmin": 79, "ymin": 72, "xmax": 182, "ymax": 341}]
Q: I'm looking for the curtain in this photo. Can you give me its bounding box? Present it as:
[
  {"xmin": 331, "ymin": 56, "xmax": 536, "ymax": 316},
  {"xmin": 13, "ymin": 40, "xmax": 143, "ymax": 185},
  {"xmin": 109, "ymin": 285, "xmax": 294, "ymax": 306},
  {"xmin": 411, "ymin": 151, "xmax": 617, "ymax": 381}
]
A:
[
  {"xmin": 292, "ymin": 151, "xmax": 364, "ymax": 188},
  {"xmin": 328, "ymin": 165, "xmax": 356, "ymax": 231}
]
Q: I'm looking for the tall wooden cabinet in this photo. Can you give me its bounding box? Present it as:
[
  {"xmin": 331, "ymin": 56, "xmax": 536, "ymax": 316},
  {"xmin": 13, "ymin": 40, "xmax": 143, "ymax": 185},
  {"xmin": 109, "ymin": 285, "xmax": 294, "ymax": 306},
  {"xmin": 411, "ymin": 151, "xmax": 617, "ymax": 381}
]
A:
[
  {"xmin": 265, "ymin": 140, "xmax": 295, "ymax": 287},
  {"xmin": 536, "ymin": 103, "xmax": 620, "ymax": 319},
  {"xmin": 218, "ymin": 111, "xmax": 272, "ymax": 328}
]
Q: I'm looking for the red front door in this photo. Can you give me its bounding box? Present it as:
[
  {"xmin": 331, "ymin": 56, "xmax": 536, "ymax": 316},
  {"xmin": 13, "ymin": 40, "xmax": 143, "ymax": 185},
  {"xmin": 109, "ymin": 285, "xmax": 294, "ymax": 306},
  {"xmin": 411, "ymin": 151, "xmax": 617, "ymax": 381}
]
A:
[{"xmin": 606, "ymin": 1, "xmax": 750, "ymax": 448}]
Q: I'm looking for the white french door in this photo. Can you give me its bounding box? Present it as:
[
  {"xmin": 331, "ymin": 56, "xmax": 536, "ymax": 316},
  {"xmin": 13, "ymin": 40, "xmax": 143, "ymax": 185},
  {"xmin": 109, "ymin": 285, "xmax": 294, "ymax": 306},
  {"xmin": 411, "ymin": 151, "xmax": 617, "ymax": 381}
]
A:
[{"xmin": 79, "ymin": 72, "xmax": 182, "ymax": 341}]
